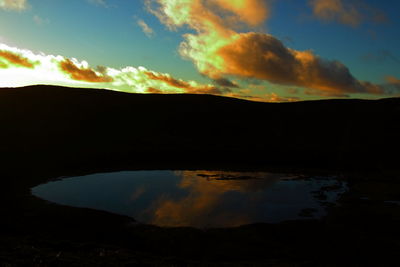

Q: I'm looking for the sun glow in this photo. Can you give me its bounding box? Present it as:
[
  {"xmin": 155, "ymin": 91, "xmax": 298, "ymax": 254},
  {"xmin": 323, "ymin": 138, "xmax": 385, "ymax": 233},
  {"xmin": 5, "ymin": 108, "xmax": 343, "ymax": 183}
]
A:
[{"xmin": 0, "ymin": 42, "xmax": 297, "ymax": 102}]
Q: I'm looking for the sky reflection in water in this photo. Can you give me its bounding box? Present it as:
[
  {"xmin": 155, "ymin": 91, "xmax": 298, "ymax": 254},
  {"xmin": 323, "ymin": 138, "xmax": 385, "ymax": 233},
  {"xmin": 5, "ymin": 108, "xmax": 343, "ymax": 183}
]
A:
[{"xmin": 32, "ymin": 170, "xmax": 346, "ymax": 228}]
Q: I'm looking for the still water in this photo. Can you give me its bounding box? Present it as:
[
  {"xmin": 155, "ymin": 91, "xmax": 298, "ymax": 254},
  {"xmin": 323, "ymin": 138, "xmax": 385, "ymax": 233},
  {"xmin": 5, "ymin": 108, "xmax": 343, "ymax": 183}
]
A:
[{"xmin": 32, "ymin": 170, "xmax": 347, "ymax": 228}]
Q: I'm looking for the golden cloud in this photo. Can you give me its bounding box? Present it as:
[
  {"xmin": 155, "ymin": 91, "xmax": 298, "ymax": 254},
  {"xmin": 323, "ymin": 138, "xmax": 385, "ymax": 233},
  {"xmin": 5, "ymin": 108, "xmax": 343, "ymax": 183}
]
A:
[
  {"xmin": 217, "ymin": 33, "xmax": 385, "ymax": 95},
  {"xmin": 59, "ymin": 59, "xmax": 113, "ymax": 83},
  {"xmin": 211, "ymin": 0, "xmax": 269, "ymax": 27},
  {"xmin": 150, "ymin": 171, "xmax": 279, "ymax": 227},
  {"xmin": 148, "ymin": 0, "xmax": 388, "ymax": 96},
  {"xmin": 0, "ymin": 50, "xmax": 36, "ymax": 68},
  {"xmin": 144, "ymin": 71, "xmax": 231, "ymax": 94},
  {"xmin": 145, "ymin": 71, "xmax": 193, "ymax": 89},
  {"xmin": 146, "ymin": 87, "xmax": 164, "ymax": 94},
  {"xmin": 0, "ymin": 43, "xmax": 298, "ymax": 102}
]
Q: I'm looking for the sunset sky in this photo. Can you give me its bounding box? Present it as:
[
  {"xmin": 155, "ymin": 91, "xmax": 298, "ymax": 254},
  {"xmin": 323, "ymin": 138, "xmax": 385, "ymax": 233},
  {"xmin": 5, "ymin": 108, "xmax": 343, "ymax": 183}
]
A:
[{"xmin": 0, "ymin": 0, "xmax": 399, "ymax": 101}]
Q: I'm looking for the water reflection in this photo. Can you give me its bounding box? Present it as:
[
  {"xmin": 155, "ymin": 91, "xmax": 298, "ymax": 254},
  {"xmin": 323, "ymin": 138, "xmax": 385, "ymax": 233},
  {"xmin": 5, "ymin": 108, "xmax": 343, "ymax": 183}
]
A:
[{"xmin": 32, "ymin": 170, "xmax": 346, "ymax": 228}]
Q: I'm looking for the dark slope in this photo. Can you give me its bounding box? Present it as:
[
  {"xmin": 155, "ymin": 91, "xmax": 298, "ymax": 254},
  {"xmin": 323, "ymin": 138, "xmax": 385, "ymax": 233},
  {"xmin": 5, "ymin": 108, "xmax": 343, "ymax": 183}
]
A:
[
  {"xmin": 1, "ymin": 85, "xmax": 399, "ymax": 181},
  {"xmin": 1, "ymin": 85, "xmax": 400, "ymax": 266}
]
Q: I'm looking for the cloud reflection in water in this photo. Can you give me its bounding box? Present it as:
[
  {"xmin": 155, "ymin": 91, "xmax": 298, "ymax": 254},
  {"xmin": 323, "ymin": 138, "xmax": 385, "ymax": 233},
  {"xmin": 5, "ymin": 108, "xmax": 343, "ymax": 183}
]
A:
[{"xmin": 32, "ymin": 170, "xmax": 346, "ymax": 228}]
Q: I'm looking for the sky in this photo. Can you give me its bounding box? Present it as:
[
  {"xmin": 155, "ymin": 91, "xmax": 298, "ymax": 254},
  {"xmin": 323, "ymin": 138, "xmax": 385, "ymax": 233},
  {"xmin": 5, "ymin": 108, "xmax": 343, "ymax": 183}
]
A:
[{"xmin": 0, "ymin": 0, "xmax": 399, "ymax": 102}]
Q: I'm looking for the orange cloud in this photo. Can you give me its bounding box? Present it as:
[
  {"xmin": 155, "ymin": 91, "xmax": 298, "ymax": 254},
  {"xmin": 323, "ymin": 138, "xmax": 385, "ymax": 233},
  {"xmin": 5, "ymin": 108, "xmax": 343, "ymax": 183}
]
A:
[
  {"xmin": 146, "ymin": 87, "xmax": 164, "ymax": 94},
  {"xmin": 386, "ymin": 76, "xmax": 400, "ymax": 85},
  {"xmin": 217, "ymin": 33, "xmax": 385, "ymax": 95},
  {"xmin": 150, "ymin": 171, "xmax": 278, "ymax": 227},
  {"xmin": 148, "ymin": 0, "xmax": 387, "ymax": 97},
  {"xmin": 147, "ymin": 0, "xmax": 269, "ymax": 32},
  {"xmin": 211, "ymin": 0, "xmax": 269, "ymax": 27},
  {"xmin": 1, "ymin": 43, "xmax": 240, "ymax": 97},
  {"xmin": 2, "ymin": 42, "xmax": 388, "ymax": 101},
  {"xmin": 0, "ymin": 50, "xmax": 36, "ymax": 68},
  {"xmin": 227, "ymin": 91, "xmax": 298, "ymax": 103},
  {"xmin": 59, "ymin": 59, "xmax": 113, "ymax": 83},
  {"xmin": 144, "ymin": 71, "xmax": 230, "ymax": 94},
  {"xmin": 145, "ymin": 71, "xmax": 192, "ymax": 89},
  {"xmin": 309, "ymin": 0, "xmax": 387, "ymax": 27},
  {"xmin": 262, "ymin": 93, "xmax": 299, "ymax": 102}
]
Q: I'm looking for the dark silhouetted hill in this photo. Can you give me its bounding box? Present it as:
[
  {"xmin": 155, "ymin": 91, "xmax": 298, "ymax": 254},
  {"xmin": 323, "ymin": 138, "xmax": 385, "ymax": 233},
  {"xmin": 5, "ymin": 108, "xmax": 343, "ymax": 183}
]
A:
[{"xmin": 0, "ymin": 85, "xmax": 399, "ymax": 182}]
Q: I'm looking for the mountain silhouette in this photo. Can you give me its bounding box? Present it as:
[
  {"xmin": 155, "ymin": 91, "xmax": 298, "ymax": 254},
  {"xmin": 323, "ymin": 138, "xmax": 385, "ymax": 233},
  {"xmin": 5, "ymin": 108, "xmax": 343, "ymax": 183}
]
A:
[
  {"xmin": 1, "ymin": 85, "xmax": 399, "ymax": 182},
  {"xmin": 1, "ymin": 85, "xmax": 399, "ymax": 265}
]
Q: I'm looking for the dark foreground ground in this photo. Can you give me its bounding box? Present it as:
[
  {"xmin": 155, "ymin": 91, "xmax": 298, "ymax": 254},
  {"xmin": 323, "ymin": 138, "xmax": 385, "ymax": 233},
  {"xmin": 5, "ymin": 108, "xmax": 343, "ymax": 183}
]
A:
[{"xmin": 0, "ymin": 85, "xmax": 399, "ymax": 266}]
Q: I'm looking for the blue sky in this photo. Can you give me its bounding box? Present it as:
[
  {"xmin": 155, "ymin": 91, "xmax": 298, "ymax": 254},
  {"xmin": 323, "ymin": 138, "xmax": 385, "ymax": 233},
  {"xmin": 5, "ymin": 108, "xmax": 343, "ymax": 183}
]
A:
[{"xmin": 0, "ymin": 0, "xmax": 399, "ymax": 101}]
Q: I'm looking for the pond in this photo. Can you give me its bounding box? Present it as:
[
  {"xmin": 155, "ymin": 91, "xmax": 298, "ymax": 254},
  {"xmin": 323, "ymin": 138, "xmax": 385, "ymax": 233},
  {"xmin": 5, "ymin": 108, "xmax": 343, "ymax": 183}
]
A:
[{"xmin": 32, "ymin": 170, "xmax": 347, "ymax": 228}]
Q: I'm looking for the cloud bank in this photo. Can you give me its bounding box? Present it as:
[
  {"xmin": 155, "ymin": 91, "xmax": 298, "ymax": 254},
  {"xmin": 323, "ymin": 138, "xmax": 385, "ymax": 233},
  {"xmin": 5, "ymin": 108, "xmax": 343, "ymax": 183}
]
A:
[
  {"xmin": 0, "ymin": 0, "xmax": 395, "ymax": 101},
  {"xmin": 0, "ymin": 43, "xmax": 293, "ymax": 102},
  {"xmin": 147, "ymin": 0, "xmax": 390, "ymax": 97},
  {"xmin": 0, "ymin": 43, "xmax": 218, "ymax": 93}
]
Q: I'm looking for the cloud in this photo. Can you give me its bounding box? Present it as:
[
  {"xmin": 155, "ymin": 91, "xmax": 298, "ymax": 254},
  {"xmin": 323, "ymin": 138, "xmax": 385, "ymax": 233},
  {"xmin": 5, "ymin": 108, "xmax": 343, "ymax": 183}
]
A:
[
  {"xmin": 0, "ymin": 43, "xmax": 300, "ymax": 102},
  {"xmin": 33, "ymin": 15, "xmax": 50, "ymax": 25},
  {"xmin": 147, "ymin": 0, "xmax": 269, "ymax": 31},
  {"xmin": 386, "ymin": 76, "xmax": 400, "ymax": 85},
  {"xmin": 59, "ymin": 59, "xmax": 113, "ymax": 83},
  {"xmin": 146, "ymin": 87, "xmax": 163, "ymax": 94},
  {"xmin": 137, "ymin": 19, "xmax": 155, "ymax": 38},
  {"xmin": 87, "ymin": 0, "xmax": 108, "ymax": 7},
  {"xmin": 309, "ymin": 0, "xmax": 387, "ymax": 27},
  {"xmin": 0, "ymin": 43, "xmax": 232, "ymax": 94},
  {"xmin": 262, "ymin": 93, "xmax": 299, "ymax": 102},
  {"xmin": 309, "ymin": 0, "xmax": 362, "ymax": 27},
  {"xmin": 144, "ymin": 70, "xmax": 230, "ymax": 94},
  {"xmin": 0, "ymin": 0, "xmax": 28, "ymax": 11},
  {"xmin": 385, "ymin": 76, "xmax": 400, "ymax": 94},
  {"xmin": 217, "ymin": 33, "xmax": 385, "ymax": 95},
  {"xmin": 0, "ymin": 49, "xmax": 36, "ymax": 68},
  {"xmin": 148, "ymin": 0, "xmax": 387, "ymax": 97},
  {"xmin": 0, "ymin": 61, "xmax": 8, "ymax": 68},
  {"xmin": 144, "ymin": 71, "xmax": 196, "ymax": 89},
  {"xmin": 149, "ymin": 171, "xmax": 282, "ymax": 227},
  {"xmin": 213, "ymin": 78, "xmax": 239, "ymax": 88},
  {"xmin": 227, "ymin": 91, "xmax": 299, "ymax": 103}
]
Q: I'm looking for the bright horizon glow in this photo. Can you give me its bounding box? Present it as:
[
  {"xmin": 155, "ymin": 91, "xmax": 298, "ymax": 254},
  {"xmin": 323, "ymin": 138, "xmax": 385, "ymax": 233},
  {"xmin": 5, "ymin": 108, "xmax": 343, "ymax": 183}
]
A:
[{"xmin": 0, "ymin": 0, "xmax": 399, "ymax": 101}]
